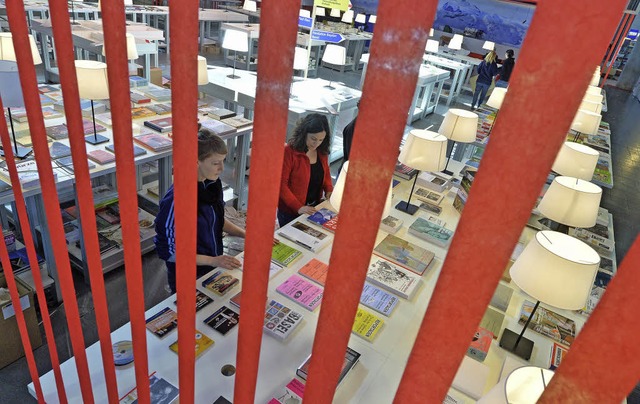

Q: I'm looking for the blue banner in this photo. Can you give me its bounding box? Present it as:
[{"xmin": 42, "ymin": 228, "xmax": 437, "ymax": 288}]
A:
[{"xmin": 311, "ymin": 30, "xmax": 345, "ymax": 43}]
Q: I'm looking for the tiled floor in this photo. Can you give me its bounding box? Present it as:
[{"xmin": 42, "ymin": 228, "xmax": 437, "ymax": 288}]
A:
[{"xmin": 1, "ymin": 53, "xmax": 638, "ymax": 402}]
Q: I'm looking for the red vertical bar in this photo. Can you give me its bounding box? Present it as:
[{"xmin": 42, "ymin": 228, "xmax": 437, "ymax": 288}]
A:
[
  {"xmin": 5, "ymin": 1, "xmax": 95, "ymax": 402},
  {"xmin": 46, "ymin": 0, "xmax": 119, "ymax": 401},
  {"xmin": 234, "ymin": 0, "xmax": 301, "ymax": 402},
  {"xmin": 168, "ymin": 0, "xmax": 199, "ymax": 402},
  {"xmin": 602, "ymin": 13, "xmax": 634, "ymax": 86},
  {"xmin": 540, "ymin": 237, "xmax": 640, "ymax": 402},
  {"xmin": 394, "ymin": 0, "xmax": 627, "ymax": 402},
  {"xmin": 100, "ymin": 1, "xmax": 151, "ymax": 403},
  {"xmin": 304, "ymin": 2, "xmax": 439, "ymax": 402}
]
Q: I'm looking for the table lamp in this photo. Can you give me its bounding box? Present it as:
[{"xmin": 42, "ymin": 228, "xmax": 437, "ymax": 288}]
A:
[
  {"xmin": 341, "ymin": 10, "xmax": 354, "ymax": 24},
  {"xmin": 429, "ymin": 28, "xmax": 434, "ymax": 36},
  {"xmin": 102, "ymin": 33, "xmax": 138, "ymax": 67},
  {"xmin": 242, "ymin": 0, "xmax": 257, "ymax": 12},
  {"xmin": 321, "ymin": 44, "xmax": 346, "ymax": 89},
  {"xmin": 579, "ymin": 99, "xmax": 602, "ymax": 115},
  {"xmin": 395, "ymin": 130, "xmax": 448, "ymax": 215},
  {"xmin": 316, "ymin": 7, "xmax": 326, "ymax": 17},
  {"xmin": 75, "ymin": 60, "xmax": 110, "ymax": 145},
  {"xmin": 299, "ymin": 9, "xmax": 311, "ymax": 18},
  {"xmin": 551, "ymin": 142, "xmax": 600, "ymax": 181},
  {"xmin": 585, "ymin": 85, "xmax": 601, "ymax": 96},
  {"xmin": 197, "ymin": 55, "xmax": 209, "ymax": 85},
  {"xmin": 486, "ymin": 87, "xmax": 507, "ymax": 110},
  {"xmin": 570, "ymin": 109, "xmax": 601, "ymax": 141},
  {"xmin": 482, "ymin": 41, "xmax": 495, "ymax": 51},
  {"xmin": 505, "ymin": 366, "xmax": 555, "ymax": 403},
  {"xmin": 590, "ymin": 69, "xmax": 600, "ymax": 87},
  {"xmin": 0, "ymin": 61, "xmax": 34, "ymax": 159},
  {"xmin": 290, "ymin": 47, "xmax": 308, "ymax": 98},
  {"xmin": 583, "ymin": 92, "xmax": 603, "ymax": 104},
  {"xmin": 448, "ymin": 34, "xmax": 463, "ymax": 50},
  {"xmin": 222, "ymin": 29, "xmax": 249, "ymax": 79},
  {"xmin": 355, "ymin": 14, "xmax": 367, "ymax": 24},
  {"xmin": 330, "ymin": 160, "xmax": 393, "ymax": 221},
  {"xmin": 425, "ymin": 39, "xmax": 439, "ymax": 53},
  {"xmin": 537, "ymin": 176, "xmax": 602, "ymax": 233},
  {"xmin": 369, "ymin": 15, "xmax": 377, "ymax": 24},
  {"xmin": 0, "ymin": 32, "xmax": 42, "ymax": 64},
  {"xmin": 330, "ymin": 9, "xmax": 341, "ymax": 18},
  {"xmin": 499, "ymin": 230, "xmax": 599, "ymax": 360},
  {"xmin": 438, "ymin": 108, "xmax": 479, "ymax": 175}
]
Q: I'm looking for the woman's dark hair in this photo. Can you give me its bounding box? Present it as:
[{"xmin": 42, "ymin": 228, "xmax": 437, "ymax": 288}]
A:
[
  {"xmin": 288, "ymin": 113, "xmax": 331, "ymax": 154},
  {"xmin": 197, "ymin": 126, "xmax": 227, "ymax": 161},
  {"xmin": 506, "ymin": 49, "xmax": 515, "ymax": 58}
]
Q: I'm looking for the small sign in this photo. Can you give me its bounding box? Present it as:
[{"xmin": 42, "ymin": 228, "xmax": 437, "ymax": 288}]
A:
[
  {"xmin": 2, "ymin": 295, "xmax": 31, "ymax": 320},
  {"xmin": 298, "ymin": 16, "xmax": 313, "ymax": 29},
  {"xmin": 311, "ymin": 30, "xmax": 345, "ymax": 43},
  {"xmin": 314, "ymin": 0, "xmax": 349, "ymax": 11},
  {"xmin": 627, "ymin": 29, "xmax": 639, "ymax": 40}
]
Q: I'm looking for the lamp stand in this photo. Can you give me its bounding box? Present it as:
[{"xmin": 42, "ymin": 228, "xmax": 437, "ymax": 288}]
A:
[
  {"xmin": 85, "ymin": 100, "xmax": 109, "ymax": 145},
  {"xmin": 442, "ymin": 140, "xmax": 457, "ymax": 176},
  {"xmin": 2, "ymin": 108, "xmax": 33, "ymax": 159},
  {"xmin": 394, "ymin": 171, "xmax": 420, "ymax": 215},
  {"xmin": 499, "ymin": 300, "xmax": 539, "ymax": 361},
  {"xmin": 548, "ymin": 220, "xmax": 570, "ymax": 234},
  {"xmin": 227, "ymin": 50, "xmax": 241, "ymax": 79},
  {"xmin": 324, "ymin": 80, "xmax": 335, "ymax": 90}
]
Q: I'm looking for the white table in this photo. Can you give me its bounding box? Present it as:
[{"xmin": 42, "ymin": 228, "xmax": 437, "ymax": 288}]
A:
[{"xmin": 422, "ymin": 54, "xmax": 471, "ymax": 106}]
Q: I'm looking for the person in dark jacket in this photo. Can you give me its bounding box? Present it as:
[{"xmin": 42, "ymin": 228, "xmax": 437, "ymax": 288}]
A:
[
  {"xmin": 154, "ymin": 128, "xmax": 245, "ymax": 293},
  {"xmin": 471, "ymin": 50, "xmax": 499, "ymax": 109},
  {"xmin": 496, "ymin": 49, "xmax": 515, "ymax": 88}
]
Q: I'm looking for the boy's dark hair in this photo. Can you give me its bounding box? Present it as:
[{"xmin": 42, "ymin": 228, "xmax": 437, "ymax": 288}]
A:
[
  {"xmin": 197, "ymin": 127, "xmax": 227, "ymax": 160},
  {"xmin": 506, "ymin": 49, "xmax": 515, "ymax": 58},
  {"xmin": 288, "ymin": 113, "xmax": 331, "ymax": 154}
]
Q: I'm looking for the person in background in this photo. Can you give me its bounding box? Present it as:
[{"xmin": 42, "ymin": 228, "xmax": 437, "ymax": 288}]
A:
[
  {"xmin": 339, "ymin": 100, "xmax": 360, "ymax": 173},
  {"xmin": 471, "ymin": 50, "xmax": 499, "ymax": 110},
  {"xmin": 154, "ymin": 128, "xmax": 245, "ymax": 294},
  {"xmin": 278, "ymin": 113, "xmax": 334, "ymax": 227},
  {"xmin": 496, "ymin": 49, "xmax": 515, "ymax": 88}
]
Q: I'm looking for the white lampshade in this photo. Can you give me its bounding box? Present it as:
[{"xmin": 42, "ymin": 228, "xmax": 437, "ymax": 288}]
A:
[
  {"xmin": 0, "ymin": 61, "xmax": 24, "ymax": 108},
  {"xmin": 102, "ymin": 33, "xmax": 138, "ymax": 60},
  {"xmin": 571, "ymin": 109, "xmax": 601, "ymax": 135},
  {"xmin": 590, "ymin": 72, "xmax": 600, "ymax": 87},
  {"xmin": 438, "ymin": 108, "xmax": 478, "ymax": 143},
  {"xmin": 369, "ymin": 15, "xmax": 377, "ymax": 23},
  {"xmin": 579, "ymin": 99, "xmax": 602, "ymax": 114},
  {"xmin": 448, "ymin": 34, "xmax": 463, "ymax": 50},
  {"xmin": 316, "ymin": 7, "xmax": 326, "ymax": 16},
  {"xmin": 197, "ymin": 55, "xmax": 208, "ymax": 85},
  {"xmin": 322, "ymin": 44, "xmax": 346, "ymax": 65},
  {"xmin": 99, "ymin": 0, "xmax": 133, "ymax": 9},
  {"xmin": 341, "ymin": 10, "xmax": 354, "ymax": 23},
  {"xmin": 299, "ymin": 9, "xmax": 311, "ymax": 18},
  {"xmin": 510, "ymin": 230, "xmax": 599, "ymax": 310},
  {"xmin": 222, "ymin": 29, "xmax": 249, "ymax": 52},
  {"xmin": 482, "ymin": 41, "xmax": 495, "ymax": 51},
  {"xmin": 585, "ymin": 85, "xmax": 601, "ymax": 96},
  {"xmin": 429, "ymin": 28, "xmax": 434, "ymax": 36},
  {"xmin": 398, "ymin": 130, "xmax": 448, "ymax": 171},
  {"xmin": 329, "ymin": 161, "xmax": 392, "ymax": 219},
  {"xmin": 552, "ymin": 142, "xmax": 600, "ymax": 181},
  {"xmin": 355, "ymin": 14, "xmax": 366, "ymax": 23},
  {"xmin": 0, "ymin": 33, "xmax": 42, "ymax": 64},
  {"xmin": 293, "ymin": 47, "xmax": 308, "ymax": 70},
  {"xmin": 486, "ymin": 87, "xmax": 507, "ymax": 109},
  {"xmin": 75, "ymin": 60, "xmax": 109, "ymax": 100},
  {"xmin": 538, "ymin": 176, "xmax": 602, "ymax": 228},
  {"xmin": 330, "ymin": 8, "xmax": 341, "ymax": 18},
  {"xmin": 242, "ymin": 0, "xmax": 257, "ymax": 12},
  {"xmin": 425, "ymin": 39, "xmax": 439, "ymax": 53},
  {"xmin": 506, "ymin": 366, "xmax": 555, "ymax": 404},
  {"xmin": 583, "ymin": 92, "xmax": 603, "ymax": 104}
]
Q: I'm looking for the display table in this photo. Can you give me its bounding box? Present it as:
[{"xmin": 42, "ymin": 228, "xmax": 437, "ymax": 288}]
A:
[
  {"xmin": 220, "ymin": 23, "xmax": 260, "ymax": 71},
  {"xmin": 422, "ymin": 54, "xmax": 471, "ymax": 106}
]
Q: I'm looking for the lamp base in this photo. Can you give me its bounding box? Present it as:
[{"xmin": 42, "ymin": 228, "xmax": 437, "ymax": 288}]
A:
[
  {"xmin": 499, "ymin": 328, "xmax": 535, "ymax": 361},
  {"xmin": 0, "ymin": 145, "xmax": 33, "ymax": 159},
  {"xmin": 324, "ymin": 85, "xmax": 336, "ymax": 90},
  {"xmin": 442, "ymin": 169, "xmax": 454, "ymax": 176},
  {"xmin": 226, "ymin": 74, "xmax": 241, "ymax": 79},
  {"xmin": 395, "ymin": 201, "xmax": 419, "ymax": 215},
  {"xmin": 85, "ymin": 134, "xmax": 110, "ymax": 145}
]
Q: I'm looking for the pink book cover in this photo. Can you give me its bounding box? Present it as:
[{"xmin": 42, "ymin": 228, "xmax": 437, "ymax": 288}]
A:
[
  {"xmin": 276, "ymin": 274, "xmax": 323, "ymax": 311},
  {"xmin": 66, "ymin": 119, "xmax": 107, "ymax": 134},
  {"xmin": 298, "ymin": 258, "xmax": 329, "ymax": 286},
  {"xmin": 87, "ymin": 150, "xmax": 116, "ymax": 164}
]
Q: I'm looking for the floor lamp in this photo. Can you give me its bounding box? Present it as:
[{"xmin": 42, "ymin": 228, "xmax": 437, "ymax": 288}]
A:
[
  {"xmin": 75, "ymin": 60, "xmax": 110, "ymax": 145},
  {"xmin": 395, "ymin": 129, "xmax": 447, "ymax": 215},
  {"xmin": 321, "ymin": 44, "xmax": 346, "ymax": 89},
  {"xmin": 499, "ymin": 230, "xmax": 599, "ymax": 360},
  {"xmin": 551, "ymin": 141, "xmax": 600, "ymax": 181},
  {"xmin": 537, "ymin": 176, "xmax": 602, "ymax": 234},
  {"xmin": 222, "ymin": 29, "xmax": 249, "ymax": 79},
  {"xmin": 438, "ymin": 108, "xmax": 478, "ymax": 176},
  {"xmin": 0, "ymin": 61, "xmax": 34, "ymax": 159}
]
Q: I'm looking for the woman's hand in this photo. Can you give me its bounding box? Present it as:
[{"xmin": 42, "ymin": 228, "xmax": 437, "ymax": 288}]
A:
[
  {"xmin": 209, "ymin": 255, "xmax": 241, "ymax": 270},
  {"xmin": 298, "ymin": 206, "xmax": 317, "ymax": 215}
]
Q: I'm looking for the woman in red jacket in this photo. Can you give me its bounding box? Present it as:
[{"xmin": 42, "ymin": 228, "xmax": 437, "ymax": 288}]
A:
[{"xmin": 278, "ymin": 113, "xmax": 334, "ymax": 227}]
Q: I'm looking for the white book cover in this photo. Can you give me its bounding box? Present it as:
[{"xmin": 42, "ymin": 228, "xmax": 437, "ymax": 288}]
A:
[
  {"xmin": 380, "ymin": 215, "xmax": 403, "ymax": 234},
  {"xmin": 416, "ymin": 171, "xmax": 450, "ymax": 193},
  {"xmin": 277, "ymin": 221, "xmax": 332, "ymax": 253},
  {"xmin": 263, "ymin": 299, "xmax": 304, "ymax": 340},
  {"xmin": 366, "ymin": 258, "xmax": 421, "ymax": 300},
  {"xmin": 236, "ymin": 252, "xmax": 283, "ymax": 279}
]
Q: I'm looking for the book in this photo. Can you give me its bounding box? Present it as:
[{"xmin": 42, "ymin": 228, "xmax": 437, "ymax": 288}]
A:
[
  {"xmin": 407, "ymin": 217, "xmax": 454, "ymax": 248},
  {"xmin": 119, "ymin": 373, "xmax": 179, "ymax": 403},
  {"xmin": 66, "ymin": 119, "xmax": 107, "ymax": 135},
  {"xmin": 173, "ymin": 290, "xmax": 213, "ymax": 312},
  {"xmin": 229, "ymin": 291, "xmax": 242, "ymax": 308},
  {"xmin": 297, "ymin": 347, "xmax": 360, "ymax": 384},
  {"xmin": 373, "ymin": 234, "xmax": 435, "ymax": 276},
  {"xmin": 352, "ymin": 307, "xmax": 384, "ymax": 342},
  {"xmin": 271, "ymin": 241, "xmax": 303, "ymax": 267},
  {"xmin": 146, "ymin": 103, "xmax": 172, "ymax": 115},
  {"xmin": 145, "ymin": 307, "xmax": 178, "ymax": 337},
  {"xmin": 235, "ymin": 252, "xmax": 283, "ymax": 279},
  {"xmin": 142, "ymin": 88, "xmax": 171, "ymax": 102},
  {"xmin": 144, "ymin": 117, "xmax": 173, "ymax": 132},
  {"xmin": 105, "ymin": 144, "xmax": 148, "ymax": 157},
  {"xmin": 276, "ymin": 274, "xmax": 323, "ymax": 311},
  {"xmin": 200, "ymin": 119, "xmax": 237, "ymax": 138},
  {"xmin": 97, "ymin": 208, "xmax": 120, "ymax": 225},
  {"xmin": 0, "ymin": 159, "xmax": 55, "ymax": 189},
  {"xmin": 130, "ymin": 92, "xmax": 151, "ymax": 104},
  {"xmin": 278, "ymin": 221, "xmax": 332, "ymax": 253},
  {"xmin": 359, "ymin": 283, "xmax": 398, "ymax": 317},
  {"xmin": 49, "ymin": 141, "xmax": 72, "ymax": 160},
  {"xmin": 222, "ymin": 116, "xmax": 253, "ymax": 128},
  {"xmin": 297, "ymin": 258, "xmax": 329, "ymax": 286},
  {"xmin": 467, "ymin": 327, "xmax": 493, "ymax": 362},
  {"xmin": 416, "ymin": 171, "xmax": 450, "ymax": 193},
  {"xmin": 549, "ymin": 342, "xmax": 569, "ymax": 370},
  {"xmin": 203, "ymin": 305, "xmax": 239, "ymax": 335},
  {"xmin": 131, "ymin": 106, "xmax": 158, "ymax": 120},
  {"xmin": 42, "ymin": 106, "xmax": 64, "ymax": 120},
  {"xmin": 45, "ymin": 124, "xmax": 69, "ymax": 140},
  {"xmin": 9, "ymin": 108, "xmax": 29, "ymax": 123},
  {"xmin": 263, "ymin": 299, "xmax": 304, "ymax": 340},
  {"xmin": 519, "ymin": 300, "xmax": 576, "ymax": 346},
  {"xmin": 366, "ymin": 258, "xmax": 421, "ymax": 300},
  {"xmin": 380, "ymin": 215, "xmax": 403, "ymax": 234},
  {"xmin": 306, "ymin": 208, "xmax": 337, "ymax": 226},
  {"xmin": 322, "ymin": 215, "xmax": 339, "ymax": 232},
  {"xmin": 87, "ymin": 149, "xmax": 116, "ymax": 165},
  {"xmin": 134, "ymin": 133, "xmax": 173, "ymax": 152},
  {"xmin": 480, "ymin": 306, "xmax": 505, "ymax": 338},
  {"xmin": 128, "ymin": 75, "xmax": 149, "ymax": 88},
  {"xmin": 168, "ymin": 329, "xmax": 214, "ymax": 358},
  {"xmin": 413, "ymin": 187, "xmax": 445, "ymax": 205},
  {"xmin": 94, "ymin": 112, "xmax": 113, "ymax": 126},
  {"xmin": 489, "ymin": 283, "xmax": 513, "ymax": 312},
  {"xmin": 394, "ymin": 161, "xmax": 418, "ymax": 180},
  {"xmin": 418, "ymin": 201, "xmax": 443, "ymax": 216},
  {"xmin": 268, "ymin": 378, "xmax": 305, "ymax": 404},
  {"xmin": 201, "ymin": 270, "xmax": 239, "ymax": 296},
  {"xmin": 205, "ymin": 107, "xmax": 236, "ymax": 120},
  {"xmin": 38, "ymin": 84, "xmax": 59, "ymax": 94}
]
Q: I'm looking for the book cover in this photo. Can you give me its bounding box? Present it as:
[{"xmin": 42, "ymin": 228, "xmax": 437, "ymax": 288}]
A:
[
  {"xmin": 394, "ymin": 161, "xmax": 417, "ymax": 180},
  {"xmin": 69, "ymin": 119, "xmax": 107, "ymax": 135},
  {"xmin": 480, "ymin": 306, "xmax": 505, "ymax": 338},
  {"xmin": 271, "ymin": 241, "xmax": 303, "ymax": 267},
  {"xmin": 407, "ymin": 217, "xmax": 454, "ymax": 248},
  {"xmin": 416, "ymin": 171, "xmax": 450, "ymax": 193},
  {"xmin": 203, "ymin": 305, "xmax": 239, "ymax": 335},
  {"xmin": 269, "ymin": 378, "xmax": 305, "ymax": 404},
  {"xmin": 366, "ymin": 258, "xmax": 421, "ymax": 300},
  {"xmin": 297, "ymin": 347, "xmax": 360, "ymax": 383},
  {"xmin": 130, "ymin": 92, "xmax": 151, "ymax": 104},
  {"xmin": 206, "ymin": 107, "xmax": 236, "ymax": 120},
  {"xmin": 45, "ymin": 124, "xmax": 69, "ymax": 140},
  {"xmin": 413, "ymin": 187, "xmax": 444, "ymax": 205},
  {"xmin": 276, "ymin": 274, "xmax": 323, "ymax": 311},
  {"xmin": 201, "ymin": 270, "xmax": 239, "ymax": 296},
  {"xmin": 96, "ymin": 208, "xmax": 120, "ymax": 225},
  {"xmin": 419, "ymin": 201, "xmax": 443, "ymax": 216},
  {"xmin": 352, "ymin": 307, "xmax": 384, "ymax": 342},
  {"xmin": 168, "ymin": 329, "xmax": 214, "ymax": 358},
  {"xmin": 105, "ymin": 144, "xmax": 148, "ymax": 157},
  {"xmin": 235, "ymin": 252, "xmax": 283, "ymax": 279},
  {"xmin": 550, "ymin": 342, "xmax": 569, "ymax": 370},
  {"xmin": 278, "ymin": 221, "xmax": 331, "ymax": 253},
  {"xmin": 9, "ymin": 107, "xmax": 29, "ymax": 123},
  {"xmin": 42, "ymin": 106, "xmax": 64, "ymax": 120},
  {"xmin": 49, "ymin": 142, "xmax": 72, "ymax": 160},
  {"xmin": 489, "ymin": 283, "xmax": 513, "ymax": 312},
  {"xmin": 146, "ymin": 103, "xmax": 172, "ymax": 115},
  {"xmin": 145, "ymin": 307, "xmax": 177, "ymax": 337},
  {"xmin": 38, "ymin": 84, "xmax": 59, "ymax": 94},
  {"xmin": 144, "ymin": 117, "xmax": 173, "ymax": 132},
  {"xmin": 142, "ymin": 88, "xmax": 171, "ymax": 102},
  {"xmin": 322, "ymin": 215, "xmax": 339, "ymax": 232},
  {"xmin": 380, "ymin": 215, "xmax": 403, "ymax": 234},
  {"xmin": 263, "ymin": 299, "xmax": 304, "ymax": 340},
  {"xmin": 306, "ymin": 208, "xmax": 337, "ymax": 226},
  {"xmin": 297, "ymin": 258, "xmax": 329, "ymax": 286},
  {"xmin": 373, "ymin": 234, "xmax": 435, "ymax": 275},
  {"xmin": 200, "ymin": 119, "xmax": 237, "ymax": 138},
  {"xmin": 0, "ymin": 159, "xmax": 53, "ymax": 189},
  {"xmin": 519, "ymin": 300, "xmax": 576, "ymax": 346},
  {"xmin": 229, "ymin": 291, "xmax": 242, "ymax": 308},
  {"xmin": 128, "ymin": 75, "xmax": 149, "ymax": 88},
  {"xmin": 133, "ymin": 133, "xmax": 173, "ymax": 152},
  {"xmin": 360, "ymin": 283, "xmax": 398, "ymax": 317},
  {"xmin": 94, "ymin": 112, "xmax": 113, "ymax": 126},
  {"xmin": 87, "ymin": 150, "xmax": 116, "ymax": 165},
  {"xmin": 119, "ymin": 373, "xmax": 179, "ymax": 403},
  {"xmin": 467, "ymin": 327, "xmax": 493, "ymax": 362},
  {"xmin": 131, "ymin": 106, "xmax": 158, "ymax": 120},
  {"xmin": 221, "ymin": 116, "xmax": 253, "ymax": 128},
  {"xmin": 173, "ymin": 289, "xmax": 213, "ymax": 312}
]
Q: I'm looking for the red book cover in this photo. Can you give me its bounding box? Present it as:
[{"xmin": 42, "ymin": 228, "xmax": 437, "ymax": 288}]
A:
[
  {"xmin": 322, "ymin": 215, "xmax": 339, "ymax": 233},
  {"xmin": 87, "ymin": 150, "xmax": 116, "ymax": 165},
  {"xmin": 467, "ymin": 327, "xmax": 493, "ymax": 362}
]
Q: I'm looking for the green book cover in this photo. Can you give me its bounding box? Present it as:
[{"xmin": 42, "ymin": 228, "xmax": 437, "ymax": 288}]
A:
[{"xmin": 271, "ymin": 242, "xmax": 302, "ymax": 267}]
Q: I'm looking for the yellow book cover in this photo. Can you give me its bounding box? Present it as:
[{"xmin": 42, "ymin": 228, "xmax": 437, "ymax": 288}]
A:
[
  {"xmin": 352, "ymin": 307, "xmax": 384, "ymax": 342},
  {"xmin": 169, "ymin": 329, "xmax": 214, "ymax": 358}
]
